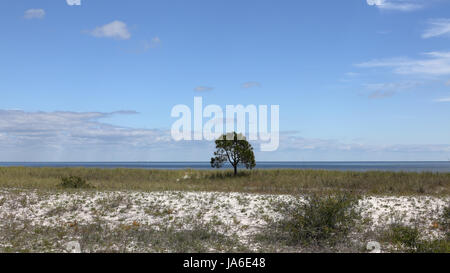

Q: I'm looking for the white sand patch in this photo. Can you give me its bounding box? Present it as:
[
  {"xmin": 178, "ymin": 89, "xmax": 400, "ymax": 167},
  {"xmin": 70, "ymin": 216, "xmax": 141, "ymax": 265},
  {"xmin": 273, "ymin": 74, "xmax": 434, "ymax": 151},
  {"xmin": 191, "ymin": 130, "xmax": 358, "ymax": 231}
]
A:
[
  {"xmin": 358, "ymin": 196, "xmax": 449, "ymax": 239},
  {"xmin": 0, "ymin": 189, "xmax": 448, "ymax": 243}
]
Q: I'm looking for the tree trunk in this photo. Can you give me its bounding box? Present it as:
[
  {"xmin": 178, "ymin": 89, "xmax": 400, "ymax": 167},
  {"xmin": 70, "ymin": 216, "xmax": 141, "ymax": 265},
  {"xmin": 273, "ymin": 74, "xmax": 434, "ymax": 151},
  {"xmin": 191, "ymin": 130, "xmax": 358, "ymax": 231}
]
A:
[{"xmin": 233, "ymin": 164, "xmax": 237, "ymax": 176}]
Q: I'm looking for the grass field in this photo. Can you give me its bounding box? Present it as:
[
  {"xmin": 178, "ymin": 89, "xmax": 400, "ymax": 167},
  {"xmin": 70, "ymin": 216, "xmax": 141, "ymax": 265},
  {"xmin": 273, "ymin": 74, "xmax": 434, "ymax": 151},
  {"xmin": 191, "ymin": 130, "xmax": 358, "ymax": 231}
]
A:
[{"xmin": 0, "ymin": 167, "xmax": 449, "ymax": 196}]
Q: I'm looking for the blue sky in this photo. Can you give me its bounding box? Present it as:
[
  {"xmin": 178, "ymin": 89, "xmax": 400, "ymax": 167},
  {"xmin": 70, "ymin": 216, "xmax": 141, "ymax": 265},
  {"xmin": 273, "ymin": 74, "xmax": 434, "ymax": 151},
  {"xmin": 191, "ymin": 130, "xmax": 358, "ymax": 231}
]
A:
[{"xmin": 1, "ymin": 0, "xmax": 450, "ymax": 161}]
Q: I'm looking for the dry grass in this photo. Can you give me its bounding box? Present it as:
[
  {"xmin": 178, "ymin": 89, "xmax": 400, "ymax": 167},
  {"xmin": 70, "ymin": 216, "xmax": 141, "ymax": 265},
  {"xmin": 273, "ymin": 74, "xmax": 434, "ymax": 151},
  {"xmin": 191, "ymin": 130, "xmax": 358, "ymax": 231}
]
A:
[{"xmin": 0, "ymin": 167, "xmax": 449, "ymax": 196}]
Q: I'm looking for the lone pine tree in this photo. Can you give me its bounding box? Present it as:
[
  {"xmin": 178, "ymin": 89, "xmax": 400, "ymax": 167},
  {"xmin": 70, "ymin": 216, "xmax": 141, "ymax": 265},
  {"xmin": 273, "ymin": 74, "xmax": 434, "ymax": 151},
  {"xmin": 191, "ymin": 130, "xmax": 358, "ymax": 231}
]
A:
[{"xmin": 210, "ymin": 132, "xmax": 256, "ymax": 176}]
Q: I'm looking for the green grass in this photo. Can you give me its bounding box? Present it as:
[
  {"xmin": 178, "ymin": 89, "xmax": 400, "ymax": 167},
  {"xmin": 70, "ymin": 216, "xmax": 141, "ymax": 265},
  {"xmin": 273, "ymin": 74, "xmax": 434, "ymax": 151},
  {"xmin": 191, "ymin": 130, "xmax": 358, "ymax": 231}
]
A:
[
  {"xmin": 0, "ymin": 167, "xmax": 449, "ymax": 195},
  {"xmin": 383, "ymin": 224, "xmax": 421, "ymax": 249}
]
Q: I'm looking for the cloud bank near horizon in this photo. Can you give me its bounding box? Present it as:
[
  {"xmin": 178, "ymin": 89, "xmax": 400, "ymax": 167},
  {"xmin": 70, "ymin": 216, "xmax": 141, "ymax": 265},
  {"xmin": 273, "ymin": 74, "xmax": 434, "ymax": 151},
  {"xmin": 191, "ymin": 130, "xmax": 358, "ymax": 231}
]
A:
[{"xmin": 0, "ymin": 109, "xmax": 448, "ymax": 161}]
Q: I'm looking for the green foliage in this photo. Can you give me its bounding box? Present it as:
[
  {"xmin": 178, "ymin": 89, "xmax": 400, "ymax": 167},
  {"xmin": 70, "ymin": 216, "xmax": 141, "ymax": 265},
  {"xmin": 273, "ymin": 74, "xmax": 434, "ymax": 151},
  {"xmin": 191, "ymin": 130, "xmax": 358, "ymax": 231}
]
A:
[
  {"xmin": 441, "ymin": 204, "xmax": 450, "ymax": 239},
  {"xmin": 59, "ymin": 176, "xmax": 92, "ymax": 189},
  {"xmin": 383, "ymin": 223, "xmax": 450, "ymax": 253},
  {"xmin": 210, "ymin": 132, "xmax": 256, "ymax": 176},
  {"xmin": 385, "ymin": 224, "xmax": 420, "ymax": 249},
  {"xmin": 415, "ymin": 239, "xmax": 450, "ymax": 253},
  {"xmin": 271, "ymin": 193, "xmax": 360, "ymax": 246}
]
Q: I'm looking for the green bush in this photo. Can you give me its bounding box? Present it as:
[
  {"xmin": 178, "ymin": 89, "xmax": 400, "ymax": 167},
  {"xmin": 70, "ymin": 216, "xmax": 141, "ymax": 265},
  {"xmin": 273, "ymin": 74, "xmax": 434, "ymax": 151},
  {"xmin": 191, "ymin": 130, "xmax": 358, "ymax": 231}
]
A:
[
  {"xmin": 416, "ymin": 239, "xmax": 450, "ymax": 253},
  {"xmin": 274, "ymin": 193, "xmax": 360, "ymax": 246},
  {"xmin": 383, "ymin": 223, "xmax": 450, "ymax": 253},
  {"xmin": 385, "ymin": 224, "xmax": 420, "ymax": 249},
  {"xmin": 441, "ymin": 205, "xmax": 450, "ymax": 239},
  {"xmin": 59, "ymin": 176, "xmax": 92, "ymax": 189}
]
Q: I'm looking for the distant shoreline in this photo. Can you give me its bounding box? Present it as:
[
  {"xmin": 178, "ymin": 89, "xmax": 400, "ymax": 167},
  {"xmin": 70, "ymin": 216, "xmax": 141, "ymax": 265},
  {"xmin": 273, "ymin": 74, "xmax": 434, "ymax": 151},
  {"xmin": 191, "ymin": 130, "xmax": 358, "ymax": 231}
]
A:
[{"xmin": 0, "ymin": 161, "xmax": 449, "ymax": 173}]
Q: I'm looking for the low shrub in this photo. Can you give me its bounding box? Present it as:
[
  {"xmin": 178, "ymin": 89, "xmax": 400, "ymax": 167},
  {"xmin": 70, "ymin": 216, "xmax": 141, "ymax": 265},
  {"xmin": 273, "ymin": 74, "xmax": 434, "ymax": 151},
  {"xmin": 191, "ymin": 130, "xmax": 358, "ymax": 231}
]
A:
[
  {"xmin": 268, "ymin": 193, "xmax": 361, "ymax": 246},
  {"xmin": 59, "ymin": 176, "xmax": 92, "ymax": 189},
  {"xmin": 383, "ymin": 223, "xmax": 450, "ymax": 253},
  {"xmin": 416, "ymin": 239, "xmax": 450, "ymax": 253},
  {"xmin": 385, "ymin": 224, "xmax": 420, "ymax": 249},
  {"xmin": 441, "ymin": 204, "xmax": 450, "ymax": 239}
]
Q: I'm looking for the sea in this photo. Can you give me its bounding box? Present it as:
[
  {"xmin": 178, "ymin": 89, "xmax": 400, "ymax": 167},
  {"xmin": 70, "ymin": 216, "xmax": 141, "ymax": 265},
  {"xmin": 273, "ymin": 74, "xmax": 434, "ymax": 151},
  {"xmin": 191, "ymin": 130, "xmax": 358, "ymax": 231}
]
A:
[{"xmin": 0, "ymin": 161, "xmax": 449, "ymax": 173}]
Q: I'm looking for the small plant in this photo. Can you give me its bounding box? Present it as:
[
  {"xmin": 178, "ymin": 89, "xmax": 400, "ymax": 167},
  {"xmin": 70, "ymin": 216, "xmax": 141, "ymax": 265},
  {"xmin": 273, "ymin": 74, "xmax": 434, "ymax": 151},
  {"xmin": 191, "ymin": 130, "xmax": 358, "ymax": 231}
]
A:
[
  {"xmin": 415, "ymin": 239, "xmax": 450, "ymax": 253},
  {"xmin": 59, "ymin": 176, "xmax": 92, "ymax": 189},
  {"xmin": 267, "ymin": 193, "xmax": 361, "ymax": 246},
  {"xmin": 385, "ymin": 224, "xmax": 420, "ymax": 249},
  {"xmin": 382, "ymin": 223, "xmax": 450, "ymax": 253},
  {"xmin": 441, "ymin": 204, "xmax": 450, "ymax": 238}
]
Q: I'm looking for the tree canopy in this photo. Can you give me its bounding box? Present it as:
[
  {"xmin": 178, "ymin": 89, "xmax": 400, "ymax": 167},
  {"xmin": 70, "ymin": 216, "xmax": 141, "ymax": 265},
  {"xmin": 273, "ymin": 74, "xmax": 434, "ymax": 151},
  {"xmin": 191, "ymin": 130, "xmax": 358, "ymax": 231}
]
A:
[{"xmin": 210, "ymin": 132, "xmax": 256, "ymax": 175}]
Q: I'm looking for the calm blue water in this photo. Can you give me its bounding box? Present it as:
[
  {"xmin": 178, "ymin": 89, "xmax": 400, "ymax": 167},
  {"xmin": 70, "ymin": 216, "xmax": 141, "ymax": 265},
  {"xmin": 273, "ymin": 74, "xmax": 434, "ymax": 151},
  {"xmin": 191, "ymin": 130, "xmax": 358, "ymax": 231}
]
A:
[{"xmin": 0, "ymin": 162, "xmax": 449, "ymax": 173}]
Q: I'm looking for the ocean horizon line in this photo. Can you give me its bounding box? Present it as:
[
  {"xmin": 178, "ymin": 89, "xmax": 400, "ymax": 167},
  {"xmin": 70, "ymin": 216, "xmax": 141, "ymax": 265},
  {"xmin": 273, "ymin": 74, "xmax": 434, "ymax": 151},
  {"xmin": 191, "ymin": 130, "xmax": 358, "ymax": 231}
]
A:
[
  {"xmin": 1, "ymin": 161, "xmax": 449, "ymax": 173},
  {"xmin": 0, "ymin": 160, "xmax": 449, "ymax": 163}
]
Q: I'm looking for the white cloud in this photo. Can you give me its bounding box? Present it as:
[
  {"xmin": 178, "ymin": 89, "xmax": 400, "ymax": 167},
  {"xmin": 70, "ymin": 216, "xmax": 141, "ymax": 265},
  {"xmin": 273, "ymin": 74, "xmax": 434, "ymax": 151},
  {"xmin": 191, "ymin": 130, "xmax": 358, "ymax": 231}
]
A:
[
  {"xmin": 66, "ymin": 0, "xmax": 81, "ymax": 5},
  {"xmin": 0, "ymin": 110, "xmax": 448, "ymax": 161},
  {"xmin": 88, "ymin": 21, "xmax": 131, "ymax": 40},
  {"xmin": 422, "ymin": 18, "xmax": 450, "ymax": 39},
  {"xmin": 129, "ymin": 37, "xmax": 162, "ymax": 54},
  {"xmin": 345, "ymin": 72, "xmax": 360, "ymax": 77},
  {"xmin": 366, "ymin": 0, "xmax": 423, "ymax": 11},
  {"xmin": 368, "ymin": 90, "xmax": 396, "ymax": 99},
  {"xmin": 0, "ymin": 110, "xmax": 169, "ymax": 148},
  {"xmin": 276, "ymin": 133, "xmax": 450, "ymax": 155},
  {"xmin": 364, "ymin": 82, "xmax": 420, "ymax": 99},
  {"xmin": 242, "ymin": 82, "xmax": 261, "ymax": 89},
  {"xmin": 144, "ymin": 37, "xmax": 161, "ymax": 50},
  {"xmin": 194, "ymin": 86, "xmax": 214, "ymax": 92},
  {"xmin": 151, "ymin": 36, "xmax": 161, "ymax": 45},
  {"xmin": 24, "ymin": 9, "xmax": 45, "ymax": 19},
  {"xmin": 357, "ymin": 51, "xmax": 450, "ymax": 76},
  {"xmin": 434, "ymin": 97, "xmax": 450, "ymax": 102}
]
